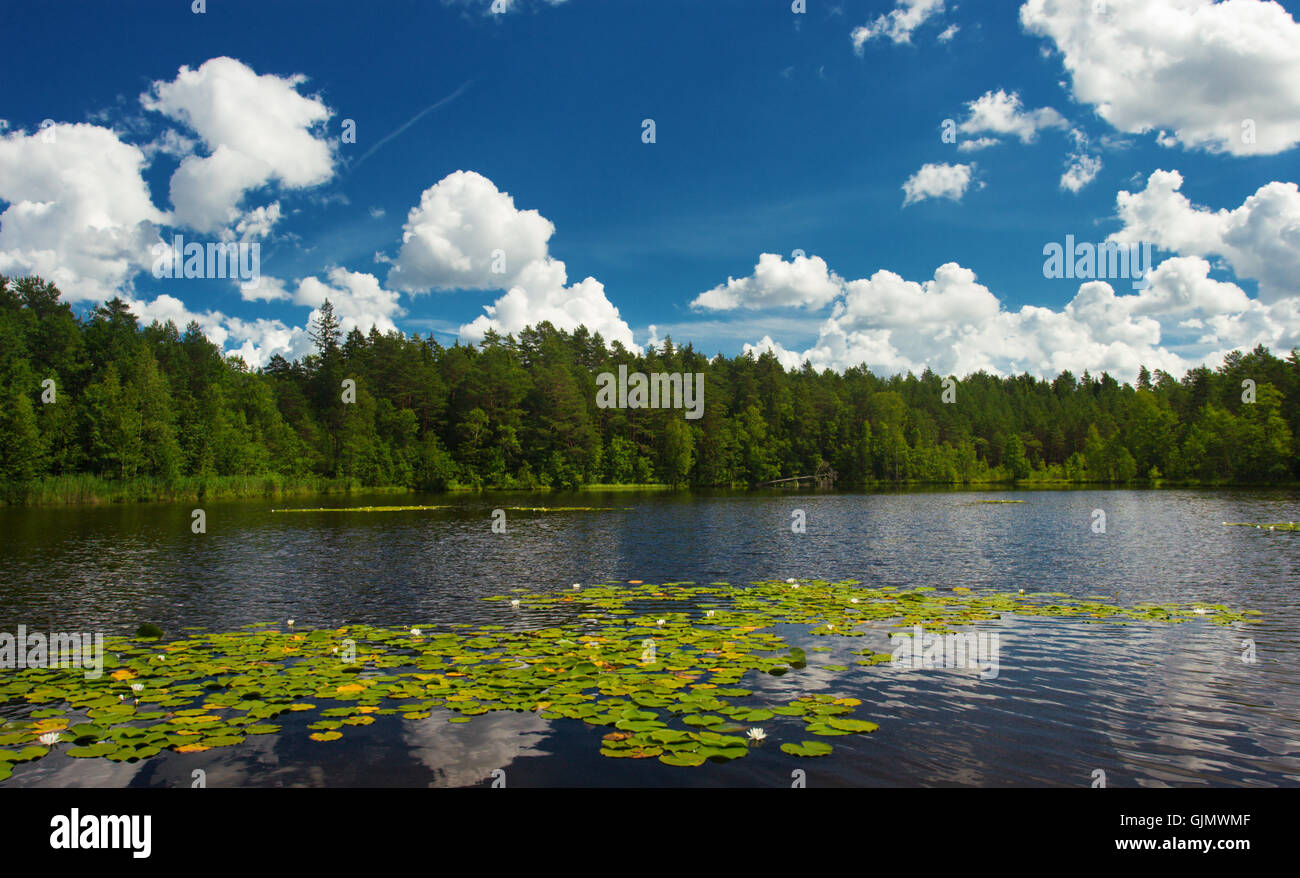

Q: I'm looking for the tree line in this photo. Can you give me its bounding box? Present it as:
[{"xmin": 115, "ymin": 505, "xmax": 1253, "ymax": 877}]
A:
[{"xmin": 0, "ymin": 275, "xmax": 1296, "ymax": 501}]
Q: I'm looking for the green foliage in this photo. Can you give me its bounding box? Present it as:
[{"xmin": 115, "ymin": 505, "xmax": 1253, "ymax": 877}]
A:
[
  {"xmin": 1, "ymin": 275, "xmax": 1297, "ymax": 503},
  {"xmin": 0, "ymin": 578, "xmax": 1255, "ymax": 781}
]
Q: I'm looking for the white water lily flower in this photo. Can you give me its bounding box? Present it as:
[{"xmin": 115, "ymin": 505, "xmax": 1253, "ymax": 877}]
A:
[
  {"xmin": 746, "ymin": 727, "xmax": 766, "ymax": 742},
  {"xmin": 572, "ymin": 583, "xmax": 581, "ymax": 589},
  {"xmin": 155, "ymin": 654, "xmax": 165, "ymax": 661},
  {"xmin": 39, "ymin": 732, "xmax": 61, "ymax": 746},
  {"xmin": 656, "ymin": 619, "xmax": 666, "ymax": 627},
  {"xmin": 510, "ymin": 599, "xmax": 521, "ymax": 607},
  {"xmin": 850, "ymin": 598, "xmax": 860, "ymax": 604},
  {"xmin": 1193, "ymin": 607, "xmax": 1209, "ymax": 615},
  {"xmin": 287, "ymin": 619, "xmax": 295, "ymax": 627},
  {"xmin": 1018, "ymin": 589, "xmax": 1026, "ymax": 595},
  {"xmin": 705, "ymin": 610, "xmax": 715, "ymax": 618},
  {"xmin": 786, "ymin": 578, "xmax": 796, "ymax": 584},
  {"xmin": 410, "ymin": 628, "xmax": 422, "ymax": 636},
  {"xmin": 826, "ymin": 624, "xmax": 834, "ymax": 630},
  {"xmin": 131, "ymin": 683, "xmax": 144, "ymax": 693}
]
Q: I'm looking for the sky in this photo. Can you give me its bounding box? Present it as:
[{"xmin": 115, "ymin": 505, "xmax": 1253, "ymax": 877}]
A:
[{"xmin": 1, "ymin": 0, "xmax": 1298, "ymax": 381}]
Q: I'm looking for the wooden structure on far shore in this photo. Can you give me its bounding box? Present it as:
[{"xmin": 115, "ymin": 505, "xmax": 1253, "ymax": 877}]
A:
[{"xmin": 755, "ymin": 462, "xmax": 838, "ymax": 489}]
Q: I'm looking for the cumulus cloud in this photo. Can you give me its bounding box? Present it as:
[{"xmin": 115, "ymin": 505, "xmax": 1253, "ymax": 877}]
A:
[
  {"xmin": 902, "ymin": 162, "xmax": 973, "ymax": 206},
  {"xmin": 958, "ymin": 89, "xmax": 1068, "ymax": 144},
  {"xmin": 1020, "ymin": 0, "xmax": 1300, "ymax": 155},
  {"xmin": 387, "ymin": 170, "xmax": 637, "ymax": 349},
  {"xmin": 293, "ymin": 267, "xmax": 406, "ymax": 337},
  {"xmin": 743, "ymin": 335, "xmax": 806, "ymax": 370},
  {"xmin": 457, "ymin": 257, "xmax": 636, "ymax": 349},
  {"xmin": 1111, "ymin": 169, "xmax": 1300, "ymax": 301},
  {"xmin": 957, "ymin": 137, "xmax": 1000, "ymax": 152},
  {"xmin": 1060, "ymin": 153, "xmax": 1102, "ymax": 192},
  {"xmin": 690, "ymin": 253, "xmax": 843, "ymax": 311},
  {"xmin": 852, "ymin": 0, "xmax": 946, "ymax": 51},
  {"xmin": 719, "ymin": 170, "xmax": 1300, "ymax": 381},
  {"xmin": 141, "ymin": 57, "xmax": 335, "ymax": 233},
  {"xmin": 0, "ymin": 123, "xmax": 164, "ymax": 302},
  {"xmin": 387, "ymin": 170, "xmax": 553, "ymax": 292},
  {"xmin": 742, "ymin": 257, "xmax": 1292, "ymax": 381}
]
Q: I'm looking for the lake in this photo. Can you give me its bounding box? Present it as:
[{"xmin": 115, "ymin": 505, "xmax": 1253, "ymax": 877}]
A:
[{"xmin": 2, "ymin": 487, "xmax": 1297, "ymax": 787}]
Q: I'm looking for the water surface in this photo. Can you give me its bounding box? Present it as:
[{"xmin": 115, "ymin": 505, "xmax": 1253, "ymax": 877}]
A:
[{"xmin": 2, "ymin": 488, "xmax": 1297, "ymax": 787}]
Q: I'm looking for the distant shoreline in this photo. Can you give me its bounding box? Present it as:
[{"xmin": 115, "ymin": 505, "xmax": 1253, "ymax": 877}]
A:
[{"xmin": 3, "ymin": 474, "xmax": 1296, "ymax": 507}]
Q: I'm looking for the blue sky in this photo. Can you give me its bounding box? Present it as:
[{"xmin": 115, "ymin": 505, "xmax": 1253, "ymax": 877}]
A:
[{"xmin": 1, "ymin": 0, "xmax": 1298, "ymax": 379}]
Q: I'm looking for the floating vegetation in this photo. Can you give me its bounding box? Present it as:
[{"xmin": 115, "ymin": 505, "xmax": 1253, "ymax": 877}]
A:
[
  {"xmin": 976, "ymin": 500, "xmax": 1025, "ymax": 504},
  {"xmin": 0, "ymin": 579, "xmax": 1259, "ymax": 782},
  {"xmin": 270, "ymin": 505, "xmax": 628, "ymax": 513},
  {"xmin": 502, "ymin": 506, "xmax": 630, "ymax": 512},
  {"xmin": 271, "ymin": 505, "xmax": 453, "ymax": 513},
  {"xmin": 1223, "ymin": 522, "xmax": 1299, "ymax": 532}
]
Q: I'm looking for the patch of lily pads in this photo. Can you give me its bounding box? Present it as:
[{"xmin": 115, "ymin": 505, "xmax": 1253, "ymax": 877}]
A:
[
  {"xmin": 0, "ymin": 579, "xmax": 1259, "ymax": 782},
  {"xmin": 1223, "ymin": 521, "xmax": 1298, "ymax": 532},
  {"xmin": 270, "ymin": 505, "xmax": 629, "ymax": 513},
  {"xmin": 270, "ymin": 505, "xmax": 454, "ymax": 512}
]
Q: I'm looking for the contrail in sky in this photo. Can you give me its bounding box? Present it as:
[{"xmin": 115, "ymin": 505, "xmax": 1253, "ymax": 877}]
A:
[{"xmin": 349, "ymin": 80, "xmax": 473, "ymax": 171}]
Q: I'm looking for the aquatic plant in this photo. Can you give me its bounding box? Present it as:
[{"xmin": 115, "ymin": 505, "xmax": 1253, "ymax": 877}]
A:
[{"xmin": 0, "ymin": 579, "xmax": 1259, "ymax": 782}]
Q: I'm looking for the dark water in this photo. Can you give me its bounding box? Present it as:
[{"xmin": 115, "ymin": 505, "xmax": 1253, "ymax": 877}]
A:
[{"xmin": 2, "ymin": 488, "xmax": 1298, "ymax": 787}]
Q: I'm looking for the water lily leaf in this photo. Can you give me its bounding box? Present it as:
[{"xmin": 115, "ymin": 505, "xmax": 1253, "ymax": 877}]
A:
[{"xmin": 781, "ymin": 741, "xmax": 833, "ymax": 757}]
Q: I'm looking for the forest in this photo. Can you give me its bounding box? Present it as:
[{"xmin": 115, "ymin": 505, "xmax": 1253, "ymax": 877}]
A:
[{"xmin": 0, "ymin": 274, "xmax": 1296, "ymax": 503}]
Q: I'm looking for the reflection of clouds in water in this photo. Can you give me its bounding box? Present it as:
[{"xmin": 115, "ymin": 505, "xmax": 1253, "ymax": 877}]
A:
[
  {"xmin": 404, "ymin": 710, "xmax": 552, "ymax": 787},
  {"xmin": 10, "ymin": 752, "xmax": 145, "ymax": 787},
  {"xmin": 141, "ymin": 733, "xmax": 327, "ymax": 789}
]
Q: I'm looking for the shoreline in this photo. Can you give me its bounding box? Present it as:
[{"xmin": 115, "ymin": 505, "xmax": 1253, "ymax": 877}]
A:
[{"xmin": 3, "ymin": 474, "xmax": 1298, "ymax": 508}]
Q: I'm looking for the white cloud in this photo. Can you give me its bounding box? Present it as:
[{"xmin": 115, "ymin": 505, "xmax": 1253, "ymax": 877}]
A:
[
  {"xmin": 457, "ymin": 257, "xmax": 636, "ymax": 349},
  {"xmin": 126, "ymin": 293, "xmax": 231, "ymax": 347},
  {"xmin": 387, "ymin": 170, "xmax": 553, "ymax": 292},
  {"xmin": 690, "ymin": 253, "xmax": 843, "ymax": 311},
  {"xmin": 902, "ymin": 162, "xmax": 973, "ymax": 206},
  {"xmin": 958, "ymin": 89, "xmax": 1068, "ymax": 143},
  {"xmin": 387, "ymin": 170, "xmax": 637, "ymax": 349},
  {"xmin": 1020, "ymin": 0, "xmax": 1300, "ymax": 155},
  {"xmin": 233, "ymin": 202, "xmax": 282, "ymax": 240},
  {"xmin": 141, "ymin": 57, "xmax": 335, "ymax": 233},
  {"xmin": 1060, "ymin": 153, "xmax": 1102, "ymax": 192},
  {"xmin": 1111, "ymin": 169, "xmax": 1300, "ymax": 301},
  {"xmin": 852, "ymin": 0, "xmax": 946, "ymax": 51},
  {"xmin": 293, "ymin": 267, "xmax": 405, "ymax": 337},
  {"xmin": 743, "ymin": 335, "xmax": 805, "ymax": 370},
  {"xmin": 957, "ymin": 137, "xmax": 1000, "ymax": 152},
  {"xmin": 718, "ymin": 170, "xmax": 1300, "ymax": 383},
  {"xmin": 747, "ymin": 256, "xmax": 1286, "ymax": 381},
  {"xmin": 0, "ymin": 123, "xmax": 164, "ymax": 302}
]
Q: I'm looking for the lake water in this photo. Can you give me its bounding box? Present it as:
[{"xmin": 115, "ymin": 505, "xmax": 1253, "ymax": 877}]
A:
[{"xmin": 2, "ymin": 488, "xmax": 1298, "ymax": 787}]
